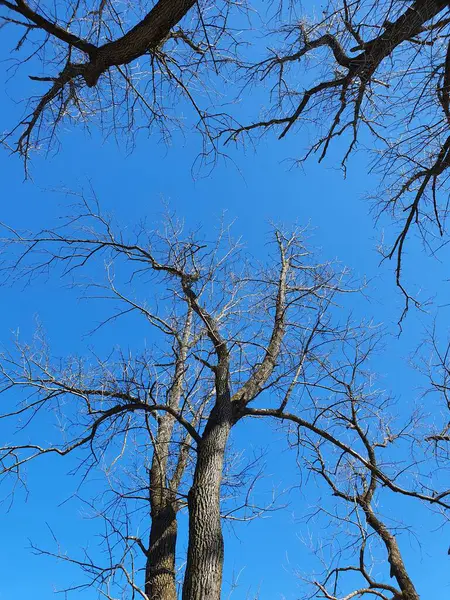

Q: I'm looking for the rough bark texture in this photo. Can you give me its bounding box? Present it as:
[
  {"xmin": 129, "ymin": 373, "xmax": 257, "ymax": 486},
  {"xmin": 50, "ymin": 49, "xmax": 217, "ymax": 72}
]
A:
[
  {"xmin": 83, "ymin": 0, "xmax": 197, "ymax": 86},
  {"xmin": 363, "ymin": 503, "xmax": 420, "ymax": 600},
  {"xmin": 181, "ymin": 242, "xmax": 289, "ymax": 600},
  {"xmin": 179, "ymin": 278, "xmax": 234, "ymax": 599},
  {"xmin": 146, "ymin": 500, "xmax": 178, "ymax": 600},
  {"xmin": 146, "ymin": 431, "xmax": 179, "ymax": 600},
  {"xmin": 145, "ymin": 309, "xmax": 193, "ymax": 600},
  {"xmin": 182, "ymin": 407, "xmax": 232, "ymax": 600}
]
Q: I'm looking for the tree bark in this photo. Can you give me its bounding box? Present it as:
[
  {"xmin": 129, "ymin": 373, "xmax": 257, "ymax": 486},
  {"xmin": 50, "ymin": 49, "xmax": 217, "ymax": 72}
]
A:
[
  {"xmin": 349, "ymin": 0, "xmax": 449, "ymax": 77},
  {"xmin": 146, "ymin": 501, "xmax": 178, "ymax": 600},
  {"xmin": 146, "ymin": 431, "xmax": 179, "ymax": 600},
  {"xmin": 145, "ymin": 309, "xmax": 193, "ymax": 599},
  {"xmin": 4, "ymin": 0, "xmax": 198, "ymax": 86},
  {"xmin": 182, "ymin": 404, "xmax": 232, "ymax": 600},
  {"xmin": 84, "ymin": 0, "xmax": 197, "ymax": 86},
  {"xmin": 363, "ymin": 502, "xmax": 420, "ymax": 600}
]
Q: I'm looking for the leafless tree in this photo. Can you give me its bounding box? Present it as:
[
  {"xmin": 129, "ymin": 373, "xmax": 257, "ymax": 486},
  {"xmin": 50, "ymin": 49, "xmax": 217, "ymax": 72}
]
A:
[
  {"xmin": 1, "ymin": 201, "xmax": 449, "ymax": 599},
  {"xmin": 296, "ymin": 348, "xmax": 422, "ymax": 600}
]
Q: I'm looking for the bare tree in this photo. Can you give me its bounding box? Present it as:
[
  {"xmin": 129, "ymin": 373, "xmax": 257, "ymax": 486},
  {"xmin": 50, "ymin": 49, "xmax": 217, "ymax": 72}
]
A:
[
  {"xmin": 297, "ymin": 345, "xmax": 422, "ymax": 600},
  {"xmin": 1, "ymin": 202, "xmax": 449, "ymax": 599},
  {"xmin": 0, "ymin": 289, "xmax": 204, "ymax": 599}
]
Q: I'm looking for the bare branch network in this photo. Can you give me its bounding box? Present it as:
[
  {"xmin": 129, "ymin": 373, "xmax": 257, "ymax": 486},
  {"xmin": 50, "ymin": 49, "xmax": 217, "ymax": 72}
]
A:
[
  {"xmin": 0, "ymin": 201, "xmax": 449, "ymax": 599},
  {"xmin": 0, "ymin": 0, "xmax": 244, "ymax": 170},
  {"xmin": 3, "ymin": 1, "xmax": 450, "ymax": 297},
  {"xmin": 2, "ymin": 1, "xmax": 450, "ymax": 597},
  {"xmin": 224, "ymin": 0, "xmax": 450, "ymax": 304}
]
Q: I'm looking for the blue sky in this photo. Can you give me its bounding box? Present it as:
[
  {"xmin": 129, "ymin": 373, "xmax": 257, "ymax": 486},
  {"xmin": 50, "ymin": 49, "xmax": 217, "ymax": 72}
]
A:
[{"xmin": 1, "ymin": 9, "xmax": 450, "ymax": 600}]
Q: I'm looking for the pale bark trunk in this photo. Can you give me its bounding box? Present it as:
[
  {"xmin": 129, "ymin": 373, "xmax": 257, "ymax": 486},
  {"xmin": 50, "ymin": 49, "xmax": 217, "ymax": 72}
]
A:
[{"xmin": 146, "ymin": 439, "xmax": 179, "ymax": 600}]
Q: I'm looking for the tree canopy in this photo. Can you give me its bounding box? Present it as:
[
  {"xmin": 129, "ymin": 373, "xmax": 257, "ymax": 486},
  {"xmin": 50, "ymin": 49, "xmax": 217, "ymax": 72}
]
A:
[
  {"xmin": 1, "ymin": 204, "xmax": 449, "ymax": 599},
  {"xmin": 2, "ymin": 0, "xmax": 450, "ymax": 295},
  {"xmin": 2, "ymin": 2, "xmax": 450, "ymax": 599}
]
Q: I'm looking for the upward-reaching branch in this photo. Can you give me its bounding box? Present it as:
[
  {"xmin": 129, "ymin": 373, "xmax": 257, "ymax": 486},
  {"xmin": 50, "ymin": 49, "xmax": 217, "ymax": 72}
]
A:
[{"xmin": 232, "ymin": 231, "xmax": 289, "ymax": 415}]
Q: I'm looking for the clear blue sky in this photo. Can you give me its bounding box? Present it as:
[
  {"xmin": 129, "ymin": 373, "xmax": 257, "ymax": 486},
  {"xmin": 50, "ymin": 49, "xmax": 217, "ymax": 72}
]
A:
[{"xmin": 1, "ymin": 7, "xmax": 450, "ymax": 599}]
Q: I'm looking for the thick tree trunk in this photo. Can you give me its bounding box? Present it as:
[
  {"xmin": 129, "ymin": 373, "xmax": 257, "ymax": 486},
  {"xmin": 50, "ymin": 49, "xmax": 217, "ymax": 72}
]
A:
[
  {"xmin": 146, "ymin": 502, "xmax": 178, "ymax": 600},
  {"xmin": 182, "ymin": 405, "xmax": 232, "ymax": 600}
]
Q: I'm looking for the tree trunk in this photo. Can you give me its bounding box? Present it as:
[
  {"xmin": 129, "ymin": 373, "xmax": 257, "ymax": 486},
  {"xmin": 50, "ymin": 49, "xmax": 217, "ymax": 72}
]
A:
[
  {"xmin": 182, "ymin": 405, "xmax": 232, "ymax": 600},
  {"xmin": 146, "ymin": 308, "xmax": 192, "ymax": 599},
  {"xmin": 363, "ymin": 503, "xmax": 420, "ymax": 600},
  {"xmin": 146, "ymin": 502, "xmax": 178, "ymax": 600},
  {"xmin": 145, "ymin": 416, "xmax": 180, "ymax": 600}
]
